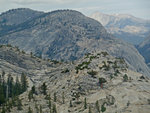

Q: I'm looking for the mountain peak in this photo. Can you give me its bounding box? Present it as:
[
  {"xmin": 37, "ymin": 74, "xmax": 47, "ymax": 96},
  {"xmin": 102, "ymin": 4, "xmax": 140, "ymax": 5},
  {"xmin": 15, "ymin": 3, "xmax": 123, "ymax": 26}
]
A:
[{"xmin": 0, "ymin": 8, "xmax": 44, "ymax": 26}]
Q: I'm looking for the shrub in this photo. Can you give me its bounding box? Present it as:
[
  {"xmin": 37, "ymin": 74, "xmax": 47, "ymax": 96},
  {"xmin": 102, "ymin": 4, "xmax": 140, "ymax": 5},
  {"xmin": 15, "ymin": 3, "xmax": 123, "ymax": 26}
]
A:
[
  {"xmin": 61, "ymin": 68, "xmax": 69, "ymax": 73},
  {"xmin": 87, "ymin": 70, "xmax": 97, "ymax": 77},
  {"xmin": 101, "ymin": 104, "xmax": 106, "ymax": 112},
  {"xmin": 123, "ymin": 74, "xmax": 128, "ymax": 82},
  {"xmin": 99, "ymin": 78, "xmax": 107, "ymax": 88}
]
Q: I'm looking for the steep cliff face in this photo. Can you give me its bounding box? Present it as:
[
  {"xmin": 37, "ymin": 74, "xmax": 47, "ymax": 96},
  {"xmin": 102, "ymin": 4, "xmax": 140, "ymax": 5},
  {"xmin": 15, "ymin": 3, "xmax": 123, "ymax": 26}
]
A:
[
  {"xmin": 0, "ymin": 9, "xmax": 150, "ymax": 76},
  {"xmin": 137, "ymin": 34, "xmax": 150, "ymax": 67},
  {"xmin": 90, "ymin": 12, "xmax": 150, "ymax": 45}
]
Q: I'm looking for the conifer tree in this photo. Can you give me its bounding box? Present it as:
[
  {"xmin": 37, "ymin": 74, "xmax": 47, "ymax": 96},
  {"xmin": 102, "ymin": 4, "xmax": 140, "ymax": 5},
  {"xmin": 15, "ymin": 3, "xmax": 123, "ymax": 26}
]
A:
[
  {"xmin": 89, "ymin": 106, "xmax": 92, "ymax": 113},
  {"xmin": 52, "ymin": 104, "xmax": 57, "ymax": 113},
  {"xmin": 31, "ymin": 85, "xmax": 35, "ymax": 94},
  {"xmin": 70, "ymin": 100, "xmax": 73, "ymax": 107},
  {"xmin": 48, "ymin": 99, "xmax": 51, "ymax": 110},
  {"xmin": 62, "ymin": 92, "xmax": 65, "ymax": 104},
  {"xmin": 21, "ymin": 73, "xmax": 28, "ymax": 92},
  {"xmin": 1, "ymin": 105, "xmax": 6, "ymax": 113},
  {"xmin": 28, "ymin": 91, "xmax": 33, "ymax": 102},
  {"xmin": 84, "ymin": 98, "xmax": 87, "ymax": 109},
  {"xmin": 40, "ymin": 105, "xmax": 42, "ymax": 113},
  {"xmin": 17, "ymin": 97, "xmax": 22, "ymax": 110},
  {"xmin": 41, "ymin": 82, "xmax": 47, "ymax": 95},
  {"xmin": 0, "ymin": 84, "xmax": 5, "ymax": 105},
  {"xmin": 54, "ymin": 92, "xmax": 57, "ymax": 102},
  {"xmin": 28, "ymin": 106, "xmax": 33, "ymax": 113},
  {"xmin": 95, "ymin": 100, "xmax": 100, "ymax": 113}
]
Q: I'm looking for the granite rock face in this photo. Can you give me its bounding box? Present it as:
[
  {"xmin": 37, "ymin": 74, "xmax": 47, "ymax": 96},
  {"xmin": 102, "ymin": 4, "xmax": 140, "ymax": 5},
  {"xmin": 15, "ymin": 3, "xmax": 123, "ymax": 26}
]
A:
[
  {"xmin": 0, "ymin": 9, "xmax": 150, "ymax": 77},
  {"xmin": 137, "ymin": 34, "xmax": 150, "ymax": 68},
  {"xmin": 0, "ymin": 46, "xmax": 150, "ymax": 113}
]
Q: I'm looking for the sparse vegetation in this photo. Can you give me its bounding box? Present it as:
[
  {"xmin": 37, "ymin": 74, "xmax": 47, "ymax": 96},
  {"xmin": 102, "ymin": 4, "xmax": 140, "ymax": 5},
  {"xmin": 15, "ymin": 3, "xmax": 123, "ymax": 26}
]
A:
[
  {"xmin": 28, "ymin": 106, "xmax": 33, "ymax": 113},
  {"xmin": 70, "ymin": 100, "xmax": 73, "ymax": 107},
  {"xmin": 54, "ymin": 92, "xmax": 57, "ymax": 102},
  {"xmin": 99, "ymin": 77, "xmax": 107, "ymax": 88},
  {"xmin": 101, "ymin": 103, "xmax": 106, "ymax": 112},
  {"xmin": 61, "ymin": 68, "xmax": 69, "ymax": 73},
  {"xmin": 41, "ymin": 82, "xmax": 47, "ymax": 95},
  {"xmin": 123, "ymin": 74, "xmax": 128, "ymax": 82},
  {"xmin": 88, "ymin": 105, "xmax": 92, "ymax": 113},
  {"xmin": 75, "ymin": 61, "xmax": 90, "ymax": 73},
  {"xmin": 84, "ymin": 98, "xmax": 87, "ymax": 109},
  {"xmin": 95, "ymin": 100, "xmax": 100, "ymax": 113},
  {"xmin": 87, "ymin": 70, "xmax": 97, "ymax": 77}
]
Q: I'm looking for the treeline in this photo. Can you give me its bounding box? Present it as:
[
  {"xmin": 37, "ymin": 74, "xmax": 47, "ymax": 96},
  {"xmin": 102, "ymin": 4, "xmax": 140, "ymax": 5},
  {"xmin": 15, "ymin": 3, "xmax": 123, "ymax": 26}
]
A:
[{"xmin": 0, "ymin": 71, "xmax": 28, "ymax": 105}]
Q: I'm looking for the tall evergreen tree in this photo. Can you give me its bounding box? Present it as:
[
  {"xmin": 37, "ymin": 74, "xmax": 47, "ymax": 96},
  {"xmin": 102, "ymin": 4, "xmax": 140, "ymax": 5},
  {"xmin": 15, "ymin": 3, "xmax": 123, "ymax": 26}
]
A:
[
  {"xmin": 14, "ymin": 76, "xmax": 21, "ymax": 95},
  {"xmin": 52, "ymin": 104, "xmax": 57, "ymax": 113},
  {"xmin": 88, "ymin": 106, "xmax": 92, "ymax": 113},
  {"xmin": 54, "ymin": 92, "xmax": 57, "ymax": 102},
  {"xmin": 0, "ymin": 84, "xmax": 5, "ymax": 105},
  {"xmin": 62, "ymin": 92, "xmax": 65, "ymax": 104},
  {"xmin": 17, "ymin": 97, "xmax": 22, "ymax": 110},
  {"xmin": 41, "ymin": 82, "xmax": 47, "ymax": 95},
  {"xmin": 21, "ymin": 73, "xmax": 28, "ymax": 92},
  {"xmin": 40, "ymin": 105, "xmax": 42, "ymax": 113},
  {"xmin": 28, "ymin": 106, "xmax": 33, "ymax": 113},
  {"xmin": 69, "ymin": 100, "xmax": 73, "ymax": 107},
  {"xmin": 95, "ymin": 100, "xmax": 100, "ymax": 113},
  {"xmin": 84, "ymin": 98, "xmax": 87, "ymax": 109}
]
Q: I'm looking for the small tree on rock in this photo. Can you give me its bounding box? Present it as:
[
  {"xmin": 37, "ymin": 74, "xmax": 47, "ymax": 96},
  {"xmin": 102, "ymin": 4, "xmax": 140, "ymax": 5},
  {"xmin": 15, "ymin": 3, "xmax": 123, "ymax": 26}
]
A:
[{"xmin": 99, "ymin": 78, "xmax": 107, "ymax": 88}]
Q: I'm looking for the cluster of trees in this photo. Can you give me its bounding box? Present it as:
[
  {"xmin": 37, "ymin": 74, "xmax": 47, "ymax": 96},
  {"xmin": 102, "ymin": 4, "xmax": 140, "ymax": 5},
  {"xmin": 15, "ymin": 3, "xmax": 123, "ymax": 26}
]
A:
[
  {"xmin": 27, "ymin": 83, "xmax": 58, "ymax": 113},
  {"xmin": 0, "ymin": 71, "xmax": 28, "ymax": 106}
]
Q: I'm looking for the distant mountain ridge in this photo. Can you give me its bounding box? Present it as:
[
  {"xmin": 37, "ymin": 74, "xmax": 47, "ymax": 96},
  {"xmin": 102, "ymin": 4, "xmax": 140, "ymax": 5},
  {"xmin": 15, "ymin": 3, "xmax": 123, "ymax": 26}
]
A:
[
  {"xmin": 0, "ymin": 8, "xmax": 44, "ymax": 37},
  {"xmin": 0, "ymin": 8, "xmax": 150, "ymax": 77},
  {"xmin": 90, "ymin": 12, "xmax": 150, "ymax": 45},
  {"xmin": 137, "ymin": 34, "xmax": 150, "ymax": 67}
]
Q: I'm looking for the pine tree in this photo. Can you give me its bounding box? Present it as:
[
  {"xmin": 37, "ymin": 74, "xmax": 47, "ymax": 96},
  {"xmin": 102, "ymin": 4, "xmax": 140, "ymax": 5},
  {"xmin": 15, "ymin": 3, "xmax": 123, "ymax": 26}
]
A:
[
  {"xmin": 35, "ymin": 103, "xmax": 39, "ymax": 113},
  {"xmin": 31, "ymin": 85, "xmax": 35, "ymax": 94},
  {"xmin": 101, "ymin": 104, "xmax": 106, "ymax": 112},
  {"xmin": 54, "ymin": 92, "xmax": 57, "ymax": 102},
  {"xmin": 28, "ymin": 106, "xmax": 33, "ymax": 113},
  {"xmin": 1, "ymin": 105, "xmax": 6, "ymax": 113},
  {"xmin": 41, "ymin": 82, "xmax": 47, "ymax": 95},
  {"xmin": 84, "ymin": 98, "xmax": 87, "ymax": 109},
  {"xmin": 123, "ymin": 74, "xmax": 128, "ymax": 82},
  {"xmin": 69, "ymin": 100, "xmax": 73, "ymax": 107},
  {"xmin": 99, "ymin": 77, "xmax": 107, "ymax": 88},
  {"xmin": 62, "ymin": 92, "xmax": 65, "ymax": 104},
  {"xmin": 95, "ymin": 100, "xmax": 100, "ymax": 113},
  {"xmin": 2, "ymin": 70, "xmax": 5, "ymax": 78},
  {"xmin": 40, "ymin": 105, "xmax": 42, "ymax": 113},
  {"xmin": 52, "ymin": 104, "xmax": 57, "ymax": 113},
  {"xmin": 17, "ymin": 97, "xmax": 22, "ymax": 110},
  {"xmin": 21, "ymin": 73, "xmax": 28, "ymax": 92},
  {"xmin": 14, "ymin": 76, "xmax": 21, "ymax": 95},
  {"xmin": 28, "ymin": 91, "xmax": 33, "ymax": 102},
  {"xmin": 0, "ymin": 84, "xmax": 5, "ymax": 105},
  {"xmin": 48, "ymin": 99, "xmax": 51, "ymax": 109},
  {"xmin": 88, "ymin": 106, "xmax": 92, "ymax": 113},
  {"xmin": 75, "ymin": 92, "xmax": 80, "ymax": 102},
  {"xmin": 7, "ymin": 74, "xmax": 14, "ymax": 97}
]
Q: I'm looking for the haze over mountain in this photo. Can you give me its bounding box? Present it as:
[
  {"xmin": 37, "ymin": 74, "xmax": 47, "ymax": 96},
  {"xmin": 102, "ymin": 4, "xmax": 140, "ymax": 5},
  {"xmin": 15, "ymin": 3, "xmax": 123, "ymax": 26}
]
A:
[
  {"xmin": 0, "ymin": 8, "xmax": 150, "ymax": 77},
  {"xmin": 137, "ymin": 34, "xmax": 150, "ymax": 68},
  {"xmin": 90, "ymin": 12, "xmax": 150, "ymax": 45}
]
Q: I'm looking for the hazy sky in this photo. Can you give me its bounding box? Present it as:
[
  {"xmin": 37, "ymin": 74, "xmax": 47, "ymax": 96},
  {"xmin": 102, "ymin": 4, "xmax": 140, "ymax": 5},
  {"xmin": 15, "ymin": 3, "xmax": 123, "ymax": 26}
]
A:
[{"xmin": 0, "ymin": 0, "xmax": 150, "ymax": 19}]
